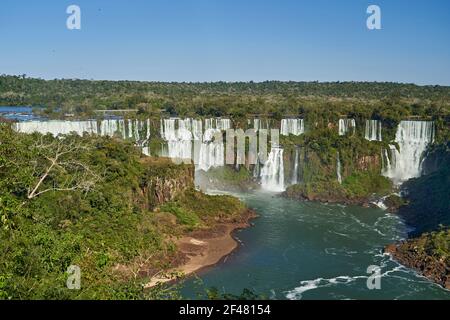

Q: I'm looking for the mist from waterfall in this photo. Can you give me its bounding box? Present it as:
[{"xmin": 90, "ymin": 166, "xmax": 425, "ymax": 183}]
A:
[
  {"xmin": 338, "ymin": 119, "xmax": 356, "ymax": 136},
  {"xmin": 281, "ymin": 119, "xmax": 304, "ymax": 136},
  {"xmin": 382, "ymin": 121, "xmax": 435, "ymax": 184},
  {"xmin": 364, "ymin": 120, "xmax": 382, "ymax": 141},
  {"xmin": 260, "ymin": 147, "xmax": 285, "ymax": 192}
]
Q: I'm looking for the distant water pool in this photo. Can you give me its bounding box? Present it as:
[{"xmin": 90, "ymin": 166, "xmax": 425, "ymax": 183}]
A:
[
  {"xmin": 0, "ymin": 106, "xmax": 43, "ymax": 121},
  {"xmin": 180, "ymin": 191, "xmax": 450, "ymax": 300}
]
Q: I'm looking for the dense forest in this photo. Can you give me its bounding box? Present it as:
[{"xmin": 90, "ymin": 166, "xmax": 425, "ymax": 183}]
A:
[
  {"xmin": 1, "ymin": 75, "xmax": 449, "ymax": 121},
  {"xmin": 0, "ymin": 124, "xmax": 252, "ymax": 299}
]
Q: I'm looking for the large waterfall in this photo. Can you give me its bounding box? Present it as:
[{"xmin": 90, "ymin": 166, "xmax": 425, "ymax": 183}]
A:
[
  {"xmin": 159, "ymin": 118, "xmax": 229, "ymax": 168},
  {"xmin": 338, "ymin": 119, "xmax": 356, "ymax": 136},
  {"xmin": 383, "ymin": 120, "xmax": 435, "ymax": 184},
  {"xmin": 197, "ymin": 129, "xmax": 225, "ymax": 171},
  {"xmin": 364, "ymin": 120, "xmax": 382, "ymax": 141},
  {"xmin": 253, "ymin": 119, "xmax": 270, "ymax": 132},
  {"xmin": 281, "ymin": 119, "xmax": 304, "ymax": 136},
  {"xmin": 160, "ymin": 118, "xmax": 194, "ymax": 161},
  {"xmin": 260, "ymin": 147, "xmax": 285, "ymax": 192},
  {"xmin": 13, "ymin": 118, "xmax": 149, "ymax": 141}
]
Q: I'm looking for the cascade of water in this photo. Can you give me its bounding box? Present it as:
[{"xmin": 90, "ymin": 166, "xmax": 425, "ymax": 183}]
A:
[
  {"xmin": 336, "ymin": 152, "xmax": 342, "ymax": 184},
  {"xmin": 216, "ymin": 118, "xmax": 231, "ymax": 130},
  {"xmin": 292, "ymin": 148, "xmax": 299, "ymax": 185},
  {"xmin": 338, "ymin": 119, "xmax": 356, "ymax": 136},
  {"xmin": 383, "ymin": 121, "xmax": 434, "ymax": 184},
  {"xmin": 260, "ymin": 147, "xmax": 285, "ymax": 192},
  {"xmin": 192, "ymin": 119, "xmax": 203, "ymax": 140},
  {"xmin": 160, "ymin": 118, "xmax": 193, "ymax": 161},
  {"xmin": 254, "ymin": 119, "xmax": 260, "ymax": 132},
  {"xmin": 364, "ymin": 120, "xmax": 382, "ymax": 141},
  {"xmin": 253, "ymin": 155, "xmax": 260, "ymax": 178},
  {"xmin": 381, "ymin": 147, "xmax": 393, "ymax": 173},
  {"xmin": 204, "ymin": 118, "xmax": 231, "ymax": 131},
  {"xmin": 197, "ymin": 129, "xmax": 225, "ymax": 171},
  {"xmin": 14, "ymin": 120, "xmax": 98, "ymax": 136},
  {"xmin": 281, "ymin": 119, "xmax": 304, "ymax": 136}
]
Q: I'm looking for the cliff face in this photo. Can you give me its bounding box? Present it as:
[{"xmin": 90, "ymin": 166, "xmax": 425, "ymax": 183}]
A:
[{"xmin": 138, "ymin": 157, "xmax": 195, "ymax": 210}]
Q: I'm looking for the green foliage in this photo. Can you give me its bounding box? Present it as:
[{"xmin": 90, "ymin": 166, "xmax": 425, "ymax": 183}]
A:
[
  {"xmin": 342, "ymin": 171, "xmax": 392, "ymax": 198},
  {"xmin": 160, "ymin": 202, "xmax": 201, "ymax": 228},
  {"xmin": 0, "ymin": 76, "xmax": 448, "ymax": 122}
]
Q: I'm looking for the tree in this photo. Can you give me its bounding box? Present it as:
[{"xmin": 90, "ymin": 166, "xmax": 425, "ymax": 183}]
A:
[{"xmin": 25, "ymin": 135, "xmax": 99, "ymax": 200}]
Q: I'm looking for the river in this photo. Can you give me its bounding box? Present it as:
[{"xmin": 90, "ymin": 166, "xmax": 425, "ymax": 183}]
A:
[{"xmin": 180, "ymin": 190, "xmax": 450, "ymax": 300}]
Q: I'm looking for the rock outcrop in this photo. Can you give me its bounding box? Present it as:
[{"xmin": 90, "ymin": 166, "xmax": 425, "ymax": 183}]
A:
[
  {"xmin": 138, "ymin": 157, "xmax": 195, "ymax": 210},
  {"xmin": 386, "ymin": 230, "xmax": 450, "ymax": 290}
]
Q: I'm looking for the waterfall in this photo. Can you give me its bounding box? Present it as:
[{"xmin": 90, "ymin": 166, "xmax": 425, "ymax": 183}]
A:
[
  {"xmin": 14, "ymin": 120, "xmax": 98, "ymax": 136},
  {"xmin": 291, "ymin": 148, "xmax": 299, "ymax": 185},
  {"xmin": 381, "ymin": 147, "xmax": 393, "ymax": 173},
  {"xmin": 253, "ymin": 155, "xmax": 260, "ymax": 178},
  {"xmin": 364, "ymin": 120, "xmax": 382, "ymax": 141},
  {"xmin": 205, "ymin": 118, "xmax": 231, "ymax": 131},
  {"xmin": 254, "ymin": 119, "xmax": 270, "ymax": 132},
  {"xmin": 336, "ymin": 152, "xmax": 342, "ymax": 184},
  {"xmin": 197, "ymin": 129, "xmax": 225, "ymax": 171},
  {"xmin": 383, "ymin": 121, "xmax": 435, "ymax": 184},
  {"xmin": 14, "ymin": 119, "xmax": 151, "ymax": 154},
  {"xmin": 260, "ymin": 147, "xmax": 285, "ymax": 192},
  {"xmin": 281, "ymin": 119, "xmax": 304, "ymax": 136},
  {"xmin": 192, "ymin": 119, "xmax": 203, "ymax": 140},
  {"xmin": 159, "ymin": 118, "xmax": 228, "ymax": 168},
  {"xmin": 160, "ymin": 118, "xmax": 193, "ymax": 161},
  {"xmin": 338, "ymin": 119, "xmax": 356, "ymax": 136},
  {"xmin": 254, "ymin": 119, "xmax": 260, "ymax": 132}
]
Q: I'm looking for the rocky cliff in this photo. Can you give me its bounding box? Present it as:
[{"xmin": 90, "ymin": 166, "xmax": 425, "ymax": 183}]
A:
[{"xmin": 138, "ymin": 157, "xmax": 195, "ymax": 210}]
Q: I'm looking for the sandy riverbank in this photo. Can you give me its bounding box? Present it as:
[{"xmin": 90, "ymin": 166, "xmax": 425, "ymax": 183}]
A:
[{"xmin": 145, "ymin": 209, "xmax": 257, "ymax": 288}]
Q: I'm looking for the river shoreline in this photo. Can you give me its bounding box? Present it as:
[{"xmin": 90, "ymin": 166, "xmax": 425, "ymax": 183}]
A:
[{"xmin": 145, "ymin": 209, "xmax": 258, "ymax": 288}]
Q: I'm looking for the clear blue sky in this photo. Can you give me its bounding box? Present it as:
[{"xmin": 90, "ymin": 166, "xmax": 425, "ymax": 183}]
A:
[{"xmin": 1, "ymin": 0, "xmax": 449, "ymax": 85}]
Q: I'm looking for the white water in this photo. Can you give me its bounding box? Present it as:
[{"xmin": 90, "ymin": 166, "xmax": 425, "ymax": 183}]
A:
[
  {"xmin": 159, "ymin": 118, "xmax": 230, "ymax": 169},
  {"xmin": 364, "ymin": 120, "xmax": 382, "ymax": 141},
  {"xmin": 281, "ymin": 119, "xmax": 304, "ymax": 136},
  {"xmin": 383, "ymin": 121, "xmax": 435, "ymax": 184},
  {"xmin": 336, "ymin": 152, "xmax": 342, "ymax": 184},
  {"xmin": 197, "ymin": 129, "xmax": 225, "ymax": 171},
  {"xmin": 253, "ymin": 119, "xmax": 270, "ymax": 132},
  {"xmin": 292, "ymin": 148, "xmax": 299, "ymax": 185},
  {"xmin": 160, "ymin": 118, "xmax": 193, "ymax": 160},
  {"xmin": 260, "ymin": 147, "xmax": 285, "ymax": 192},
  {"xmin": 14, "ymin": 119, "xmax": 151, "ymax": 153},
  {"xmin": 205, "ymin": 118, "xmax": 231, "ymax": 131},
  {"xmin": 338, "ymin": 119, "xmax": 356, "ymax": 136}
]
